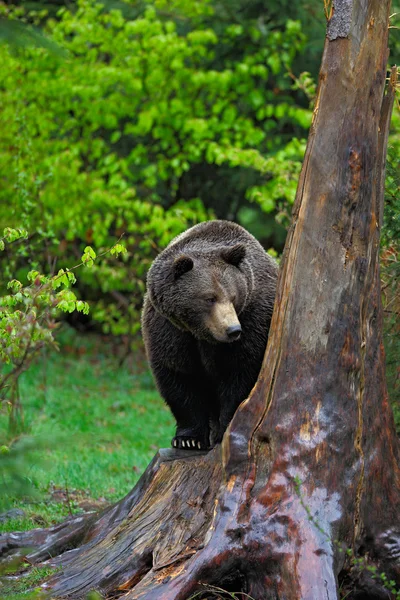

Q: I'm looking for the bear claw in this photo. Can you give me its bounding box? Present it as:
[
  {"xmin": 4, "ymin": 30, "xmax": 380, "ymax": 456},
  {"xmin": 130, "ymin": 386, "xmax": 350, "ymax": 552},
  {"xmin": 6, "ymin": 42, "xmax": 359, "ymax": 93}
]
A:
[{"xmin": 172, "ymin": 436, "xmax": 209, "ymax": 451}]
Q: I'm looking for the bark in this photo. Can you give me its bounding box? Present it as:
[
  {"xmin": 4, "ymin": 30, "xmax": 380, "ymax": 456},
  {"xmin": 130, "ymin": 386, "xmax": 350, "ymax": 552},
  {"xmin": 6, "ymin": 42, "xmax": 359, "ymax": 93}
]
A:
[{"xmin": 1, "ymin": 1, "xmax": 399, "ymax": 599}]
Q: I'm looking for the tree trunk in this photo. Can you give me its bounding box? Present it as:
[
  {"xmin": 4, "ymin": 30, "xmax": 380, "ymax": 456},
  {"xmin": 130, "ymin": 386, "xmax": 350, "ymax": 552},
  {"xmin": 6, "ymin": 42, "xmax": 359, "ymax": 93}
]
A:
[{"xmin": 1, "ymin": 2, "xmax": 399, "ymax": 598}]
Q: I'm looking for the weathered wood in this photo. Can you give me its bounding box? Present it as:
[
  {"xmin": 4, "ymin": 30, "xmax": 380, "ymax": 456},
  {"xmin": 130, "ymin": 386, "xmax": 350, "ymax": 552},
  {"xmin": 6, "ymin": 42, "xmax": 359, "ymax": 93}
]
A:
[
  {"xmin": 0, "ymin": 449, "xmax": 222, "ymax": 597},
  {"xmin": 0, "ymin": 451, "xmax": 174, "ymax": 566},
  {"xmin": 1, "ymin": 2, "xmax": 399, "ymax": 598}
]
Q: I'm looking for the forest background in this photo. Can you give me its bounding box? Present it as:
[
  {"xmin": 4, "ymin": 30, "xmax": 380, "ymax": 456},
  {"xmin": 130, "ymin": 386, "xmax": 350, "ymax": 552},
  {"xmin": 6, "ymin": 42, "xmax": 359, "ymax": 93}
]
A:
[{"xmin": 0, "ymin": 0, "xmax": 399, "ymax": 559}]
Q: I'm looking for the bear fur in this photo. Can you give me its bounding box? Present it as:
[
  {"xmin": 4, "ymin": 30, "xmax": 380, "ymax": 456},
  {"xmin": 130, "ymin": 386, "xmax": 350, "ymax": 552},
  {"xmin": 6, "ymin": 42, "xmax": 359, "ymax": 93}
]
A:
[{"xmin": 141, "ymin": 220, "xmax": 278, "ymax": 450}]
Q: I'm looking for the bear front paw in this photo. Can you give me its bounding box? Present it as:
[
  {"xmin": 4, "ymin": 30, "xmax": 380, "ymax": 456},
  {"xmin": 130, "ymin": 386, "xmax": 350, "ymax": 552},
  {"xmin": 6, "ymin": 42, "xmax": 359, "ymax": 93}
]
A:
[{"xmin": 172, "ymin": 436, "xmax": 209, "ymax": 451}]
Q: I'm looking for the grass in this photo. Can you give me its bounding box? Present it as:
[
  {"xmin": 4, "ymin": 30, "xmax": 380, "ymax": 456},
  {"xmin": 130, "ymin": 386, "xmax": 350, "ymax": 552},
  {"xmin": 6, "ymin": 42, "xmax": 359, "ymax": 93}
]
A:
[
  {"xmin": 0, "ymin": 327, "xmax": 174, "ymax": 597},
  {"xmin": 0, "ymin": 326, "xmax": 174, "ymax": 532},
  {"xmin": 0, "ymin": 567, "xmax": 59, "ymax": 600}
]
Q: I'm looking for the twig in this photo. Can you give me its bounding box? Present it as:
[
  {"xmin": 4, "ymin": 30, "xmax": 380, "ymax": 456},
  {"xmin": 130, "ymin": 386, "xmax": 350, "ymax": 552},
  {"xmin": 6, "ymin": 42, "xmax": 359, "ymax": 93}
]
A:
[{"xmin": 323, "ymin": 0, "xmax": 333, "ymax": 21}]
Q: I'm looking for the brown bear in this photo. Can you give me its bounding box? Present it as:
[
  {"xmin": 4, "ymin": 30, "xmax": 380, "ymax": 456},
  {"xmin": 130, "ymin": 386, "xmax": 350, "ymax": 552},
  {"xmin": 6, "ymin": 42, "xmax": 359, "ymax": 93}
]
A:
[{"xmin": 141, "ymin": 220, "xmax": 278, "ymax": 450}]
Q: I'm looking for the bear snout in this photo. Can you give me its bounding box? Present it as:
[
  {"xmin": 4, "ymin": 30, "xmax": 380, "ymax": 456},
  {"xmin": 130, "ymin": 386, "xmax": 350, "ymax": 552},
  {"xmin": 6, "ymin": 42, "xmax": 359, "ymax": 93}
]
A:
[{"xmin": 204, "ymin": 301, "xmax": 242, "ymax": 342}]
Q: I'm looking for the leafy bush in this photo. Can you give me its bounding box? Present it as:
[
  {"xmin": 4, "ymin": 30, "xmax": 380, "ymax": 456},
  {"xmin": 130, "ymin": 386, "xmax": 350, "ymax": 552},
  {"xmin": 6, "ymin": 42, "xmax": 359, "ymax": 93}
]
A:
[
  {"xmin": 0, "ymin": 0, "xmax": 312, "ymax": 338},
  {"xmin": 0, "ymin": 227, "xmax": 125, "ymax": 435}
]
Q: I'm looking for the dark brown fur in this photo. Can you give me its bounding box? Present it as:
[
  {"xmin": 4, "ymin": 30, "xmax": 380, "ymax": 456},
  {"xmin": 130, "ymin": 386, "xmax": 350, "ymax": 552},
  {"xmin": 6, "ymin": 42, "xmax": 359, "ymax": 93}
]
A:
[{"xmin": 141, "ymin": 220, "xmax": 278, "ymax": 450}]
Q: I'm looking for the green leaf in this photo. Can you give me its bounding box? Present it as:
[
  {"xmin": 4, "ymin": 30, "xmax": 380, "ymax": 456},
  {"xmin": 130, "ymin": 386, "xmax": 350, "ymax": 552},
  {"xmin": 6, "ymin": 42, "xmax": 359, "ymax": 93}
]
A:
[
  {"xmin": 7, "ymin": 279, "xmax": 23, "ymax": 292},
  {"xmin": 82, "ymin": 246, "xmax": 97, "ymax": 267},
  {"xmin": 27, "ymin": 270, "xmax": 40, "ymax": 283},
  {"xmin": 110, "ymin": 243, "xmax": 127, "ymax": 256}
]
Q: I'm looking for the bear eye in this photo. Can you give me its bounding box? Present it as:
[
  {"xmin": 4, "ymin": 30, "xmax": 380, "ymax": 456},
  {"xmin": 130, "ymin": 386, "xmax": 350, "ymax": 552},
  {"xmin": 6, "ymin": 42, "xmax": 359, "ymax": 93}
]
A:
[{"xmin": 205, "ymin": 296, "xmax": 217, "ymax": 305}]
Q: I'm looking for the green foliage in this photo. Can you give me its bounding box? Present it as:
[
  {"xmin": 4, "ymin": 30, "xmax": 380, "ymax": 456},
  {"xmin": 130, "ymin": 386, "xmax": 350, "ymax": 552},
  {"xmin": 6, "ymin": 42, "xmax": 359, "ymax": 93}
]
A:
[
  {"xmin": 188, "ymin": 586, "xmax": 256, "ymax": 599},
  {"xmin": 0, "ymin": 435, "xmax": 55, "ymax": 511},
  {"xmin": 85, "ymin": 592, "xmax": 103, "ymax": 600},
  {"xmin": 0, "ymin": 226, "xmax": 125, "ymax": 435},
  {"xmin": 0, "ymin": 0, "xmax": 312, "ymax": 338}
]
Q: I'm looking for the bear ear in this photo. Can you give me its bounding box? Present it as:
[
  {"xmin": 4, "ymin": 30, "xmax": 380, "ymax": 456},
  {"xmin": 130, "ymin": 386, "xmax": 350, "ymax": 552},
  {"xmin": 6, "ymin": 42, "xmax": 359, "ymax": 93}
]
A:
[
  {"xmin": 221, "ymin": 244, "xmax": 246, "ymax": 267},
  {"xmin": 173, "ymin": 255, "xmax": 194, "ymax": 280}
]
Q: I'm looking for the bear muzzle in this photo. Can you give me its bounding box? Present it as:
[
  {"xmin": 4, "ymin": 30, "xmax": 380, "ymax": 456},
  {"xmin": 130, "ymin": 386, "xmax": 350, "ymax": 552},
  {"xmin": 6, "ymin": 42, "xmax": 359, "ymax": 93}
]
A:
[{"xmin": 205, "ymin": 301, "xmax": 242, "ymax": 343}]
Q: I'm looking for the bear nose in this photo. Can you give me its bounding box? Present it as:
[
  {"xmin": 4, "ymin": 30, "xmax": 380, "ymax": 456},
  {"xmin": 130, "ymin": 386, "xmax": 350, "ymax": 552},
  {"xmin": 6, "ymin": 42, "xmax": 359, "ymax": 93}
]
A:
[{"xmin": 226, "ymin": 324, "xmax": 242, "ymax": 340}]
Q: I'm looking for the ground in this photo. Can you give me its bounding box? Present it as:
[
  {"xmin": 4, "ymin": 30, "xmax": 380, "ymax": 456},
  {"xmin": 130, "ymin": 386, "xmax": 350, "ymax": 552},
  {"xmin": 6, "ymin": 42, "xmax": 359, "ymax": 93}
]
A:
[{"xmin": 0, "ymin": 327, "xmax": 174, "ymax": 599}]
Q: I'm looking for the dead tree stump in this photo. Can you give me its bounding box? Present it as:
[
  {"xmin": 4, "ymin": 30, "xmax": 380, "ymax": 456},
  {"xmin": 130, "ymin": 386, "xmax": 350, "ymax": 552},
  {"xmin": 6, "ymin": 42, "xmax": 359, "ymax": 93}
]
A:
[{"xmin": 1, "ymin": 1, "xmax": 399, "ymax": 598}]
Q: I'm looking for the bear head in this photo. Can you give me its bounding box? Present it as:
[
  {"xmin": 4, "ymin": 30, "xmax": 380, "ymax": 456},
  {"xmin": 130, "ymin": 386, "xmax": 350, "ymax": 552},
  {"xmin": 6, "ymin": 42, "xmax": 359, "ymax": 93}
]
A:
[{"xmin": 147, "ymin": 243, "xmax": 254, "ymax": 344}]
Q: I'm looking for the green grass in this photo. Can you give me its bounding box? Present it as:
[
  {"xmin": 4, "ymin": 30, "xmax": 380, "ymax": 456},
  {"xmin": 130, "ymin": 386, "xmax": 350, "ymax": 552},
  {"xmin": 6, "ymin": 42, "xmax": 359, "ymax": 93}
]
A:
[
  {"xmin": 0, "ymin": 327, "xmax": 174, "ymax": 533},
  {"xmin": 0, "ymin": 567, "xmax": 58, "ymax": 600}
]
